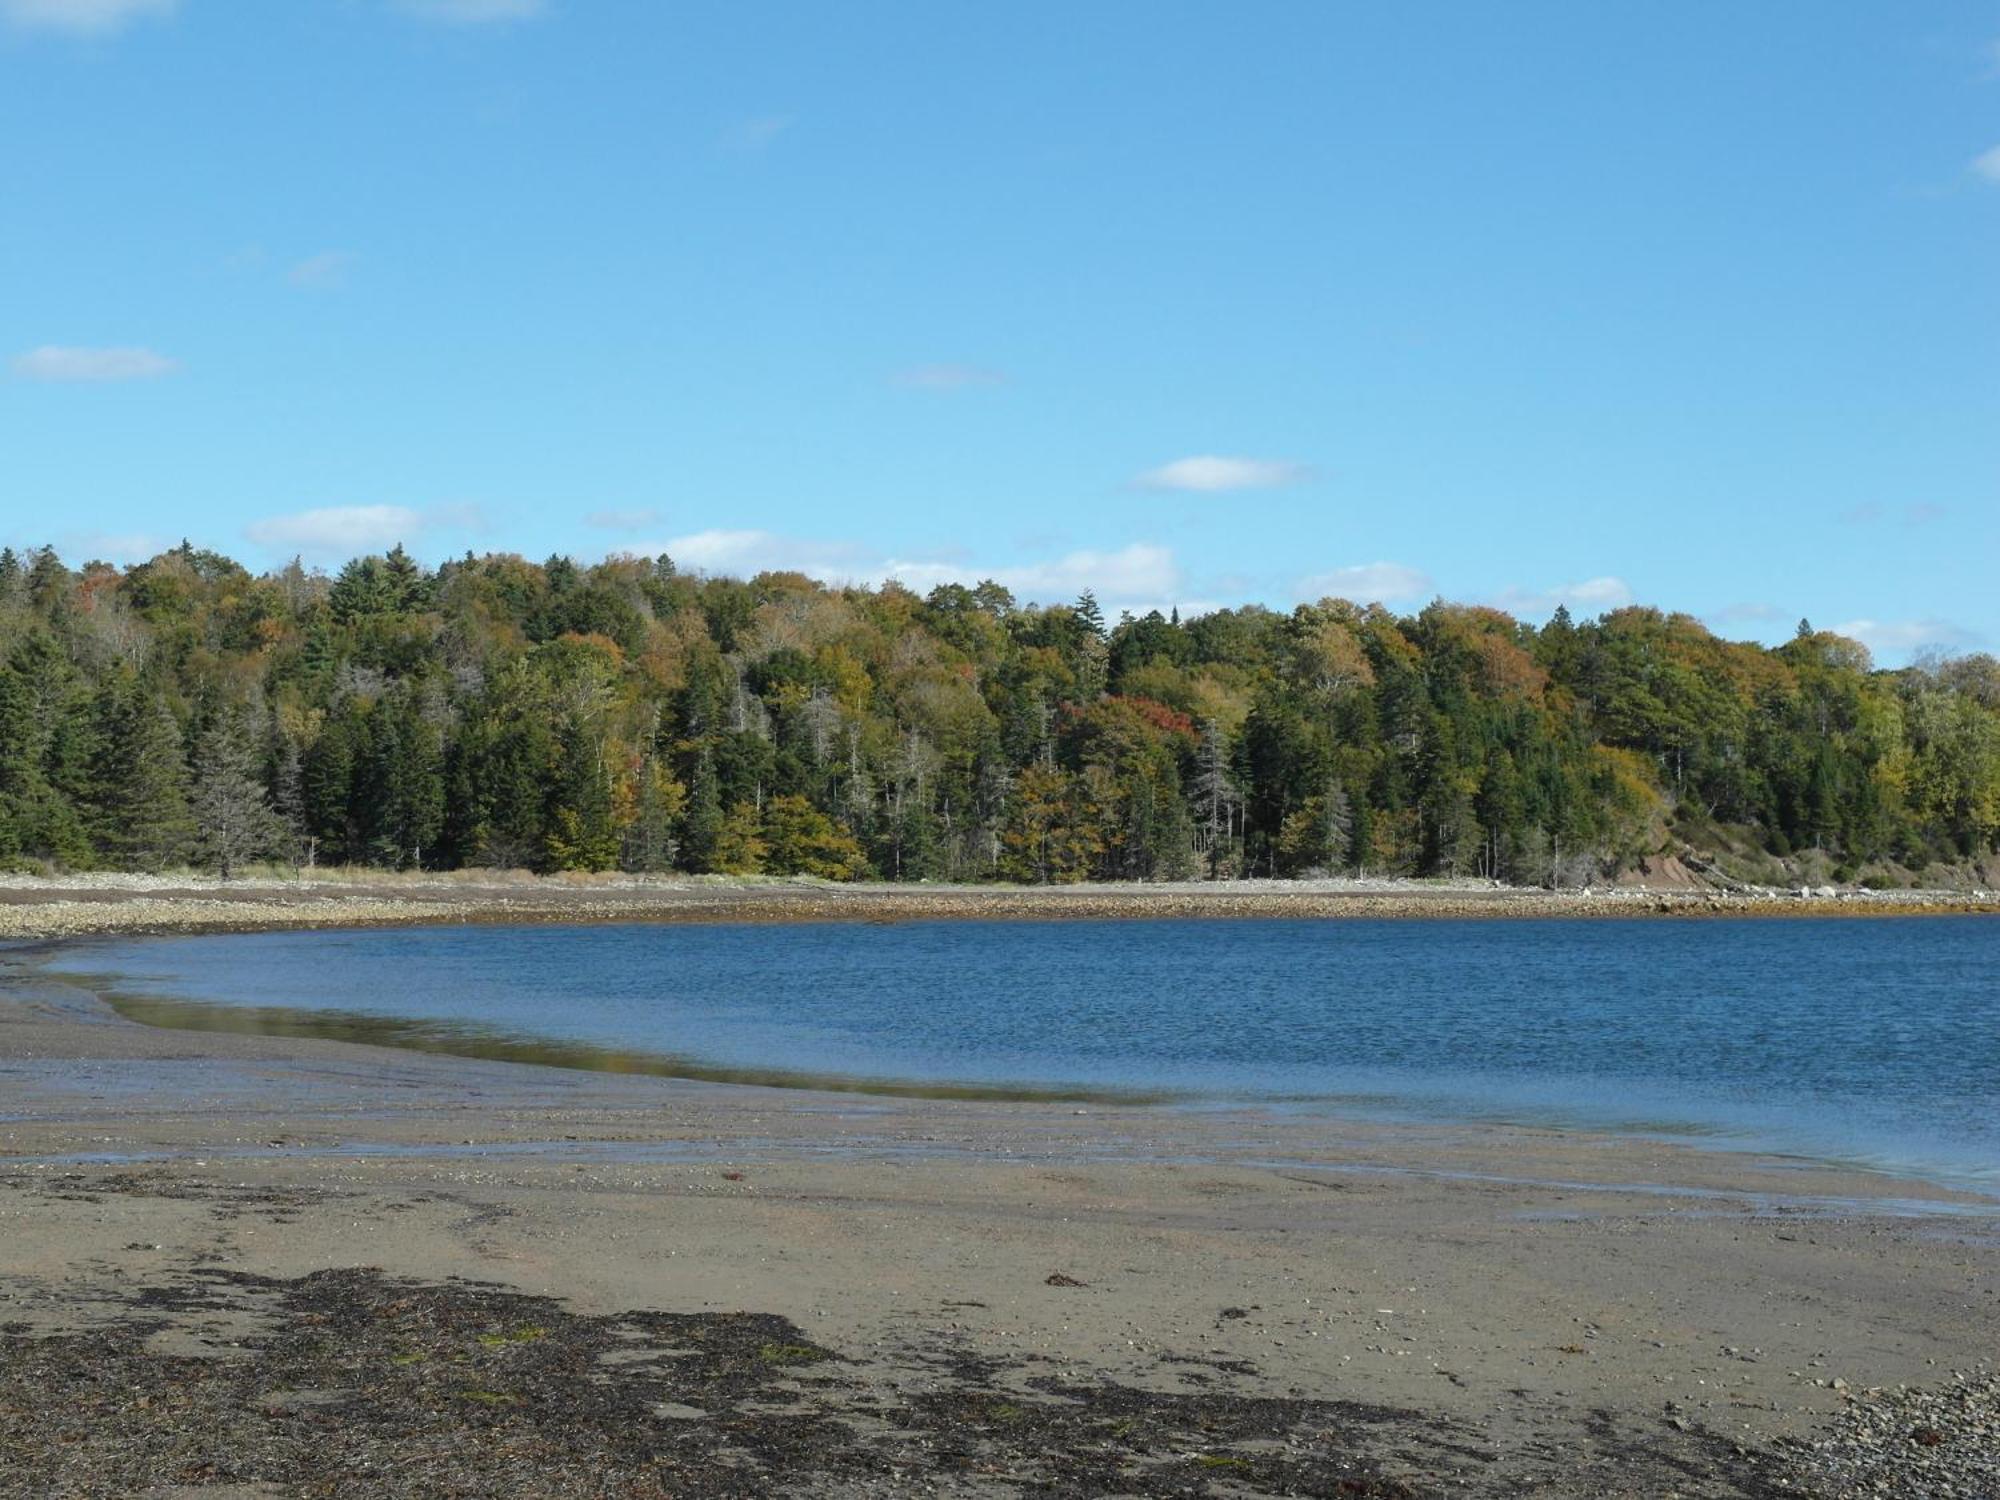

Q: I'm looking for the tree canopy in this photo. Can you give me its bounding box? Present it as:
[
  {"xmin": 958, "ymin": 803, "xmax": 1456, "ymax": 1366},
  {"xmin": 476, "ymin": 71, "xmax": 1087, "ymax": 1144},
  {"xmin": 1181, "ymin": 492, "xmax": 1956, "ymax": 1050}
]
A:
[{"xmin": 1, "ymin": 542, "xmax": 1994, "ymax": 886}]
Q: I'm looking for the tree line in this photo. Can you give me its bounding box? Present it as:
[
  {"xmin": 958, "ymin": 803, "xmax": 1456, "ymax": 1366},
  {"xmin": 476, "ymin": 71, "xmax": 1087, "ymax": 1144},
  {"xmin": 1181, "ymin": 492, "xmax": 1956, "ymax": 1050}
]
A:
[{"xmin": 0, "ymin": 542, "xmax": 1995, "ymax": 885}]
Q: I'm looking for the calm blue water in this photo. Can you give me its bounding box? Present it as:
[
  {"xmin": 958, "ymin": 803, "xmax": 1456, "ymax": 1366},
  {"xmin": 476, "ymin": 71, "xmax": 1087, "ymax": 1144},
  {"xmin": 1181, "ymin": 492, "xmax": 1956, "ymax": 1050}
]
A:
[{"xmin": 43, "ymin": 917, "xmax": 2000, "ymax": 1190}]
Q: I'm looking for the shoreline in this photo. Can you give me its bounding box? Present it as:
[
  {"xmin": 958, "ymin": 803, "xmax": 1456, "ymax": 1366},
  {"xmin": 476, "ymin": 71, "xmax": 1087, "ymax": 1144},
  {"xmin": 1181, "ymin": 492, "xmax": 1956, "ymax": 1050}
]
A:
[
  {"xmin": 3, "ymin": 948, "xmax": 1997, "ymax": 1494},
  {"xmin": 26, "ymin": 922, "xmax": 2000, "ymax": 1202},
  {"xmin": 0, "ymin": 869, "xmax": 1995, "ymax": 943}
]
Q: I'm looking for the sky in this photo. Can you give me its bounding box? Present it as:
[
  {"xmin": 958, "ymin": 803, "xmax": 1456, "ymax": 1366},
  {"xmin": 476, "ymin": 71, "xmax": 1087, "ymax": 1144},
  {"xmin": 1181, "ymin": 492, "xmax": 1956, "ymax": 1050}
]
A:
[{"xmin": 2, "ymin": 1, "xmax": 1996, "ymax": 664}]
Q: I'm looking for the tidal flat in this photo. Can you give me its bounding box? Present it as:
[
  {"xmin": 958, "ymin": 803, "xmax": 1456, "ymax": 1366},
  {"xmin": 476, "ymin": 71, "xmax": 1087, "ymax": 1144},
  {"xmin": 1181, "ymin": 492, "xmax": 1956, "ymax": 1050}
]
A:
[{"xmin": 0, "ymin": 890, "xmax": 1995, "ymax": 1497}]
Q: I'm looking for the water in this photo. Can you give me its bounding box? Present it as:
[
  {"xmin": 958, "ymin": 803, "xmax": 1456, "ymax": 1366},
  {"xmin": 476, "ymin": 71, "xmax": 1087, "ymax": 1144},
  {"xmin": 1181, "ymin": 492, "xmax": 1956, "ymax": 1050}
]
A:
[{"xmin": 41, "ymin": 916, "xmax": 2000, "ymax": 1191}]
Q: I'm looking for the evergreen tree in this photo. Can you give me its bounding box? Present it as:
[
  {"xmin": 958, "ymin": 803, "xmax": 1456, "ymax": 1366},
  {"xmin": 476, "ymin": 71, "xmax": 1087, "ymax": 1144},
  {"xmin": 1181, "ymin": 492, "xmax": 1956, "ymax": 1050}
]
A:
[
  {"xmin": 623, "ymin": 753, "xmax": 687, "ymax": 873},
  {"xmin": 190, "ymin": 715, "xmax": 277, "ymax": 879},
  {"xmin": 376, "ymin": 694, "xmax": 445, "ymax": 868},
  {"xmin": 272, "ymin": 737, "xmax": 311, "ymax": 870},
  {"xmin": 679, "ymin": 750, "xmax": 724, "ymax": 872},
  {"xmin": 543, "ymin": 714, "xmax": 616, "ymax": 871},
  {"xmin": 90, "ymin": 684, "xmax": 193, "ymax": 870}
]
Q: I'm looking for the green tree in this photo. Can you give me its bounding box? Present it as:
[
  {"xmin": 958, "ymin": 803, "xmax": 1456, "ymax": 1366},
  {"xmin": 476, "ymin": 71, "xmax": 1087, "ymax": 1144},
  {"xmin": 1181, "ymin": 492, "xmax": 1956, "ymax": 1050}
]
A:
[{"xmin": 89, "ymin": 683, "xmax": 193, "ymax": 870}]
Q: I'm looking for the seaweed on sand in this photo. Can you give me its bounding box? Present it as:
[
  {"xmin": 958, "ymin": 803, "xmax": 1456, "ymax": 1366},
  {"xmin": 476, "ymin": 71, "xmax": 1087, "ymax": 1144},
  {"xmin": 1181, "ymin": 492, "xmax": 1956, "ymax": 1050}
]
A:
[{"xmin": 0, "ymin": 1267, "xmax": 1804, "ymax": 1498}]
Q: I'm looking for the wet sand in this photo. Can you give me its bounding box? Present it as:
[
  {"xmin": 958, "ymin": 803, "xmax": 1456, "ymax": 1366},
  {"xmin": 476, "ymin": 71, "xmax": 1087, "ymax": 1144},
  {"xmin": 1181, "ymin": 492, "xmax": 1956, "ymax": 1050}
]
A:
[{"xmin": 1, "ymin": 909, "xmax": 1996, "ymax": 1496}]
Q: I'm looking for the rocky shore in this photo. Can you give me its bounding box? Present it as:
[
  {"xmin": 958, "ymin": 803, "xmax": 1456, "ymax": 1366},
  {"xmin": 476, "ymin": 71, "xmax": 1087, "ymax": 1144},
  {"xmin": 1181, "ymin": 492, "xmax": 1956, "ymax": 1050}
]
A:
[{"xmin": 0, "ymin": 869, "xmax": 1993, "ymax": 942}]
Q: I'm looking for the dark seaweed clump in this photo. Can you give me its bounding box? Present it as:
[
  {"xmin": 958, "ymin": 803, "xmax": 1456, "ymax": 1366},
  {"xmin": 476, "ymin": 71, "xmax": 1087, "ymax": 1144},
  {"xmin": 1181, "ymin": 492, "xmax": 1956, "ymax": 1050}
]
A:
[{"xmin": 0, "ymin": 1268, "xmax": 1806, "ymax": 1498}]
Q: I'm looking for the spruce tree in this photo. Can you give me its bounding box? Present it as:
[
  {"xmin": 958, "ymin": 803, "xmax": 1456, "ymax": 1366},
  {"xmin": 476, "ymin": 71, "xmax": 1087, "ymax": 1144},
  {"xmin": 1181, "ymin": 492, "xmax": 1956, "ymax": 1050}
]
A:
[
  {"xmin": 271, "ymin": 737, "xmax": 311, "ymax": 870},
  {"xmin": 90, "ymin": 684, "xmax": 193, "ymax": 870},
  {"xmin": 190, "ymin": 715, "xmax": 277, "ymax": 879},
  {"xmin": 543, "ymin": 714, "xmax": 616, "ymax": 871}
]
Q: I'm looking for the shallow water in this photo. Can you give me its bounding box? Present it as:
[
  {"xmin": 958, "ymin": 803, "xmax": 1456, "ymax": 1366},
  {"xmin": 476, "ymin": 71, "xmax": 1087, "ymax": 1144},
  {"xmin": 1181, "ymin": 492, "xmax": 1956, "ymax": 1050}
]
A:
[{"xmin": 43, "ymin": 916, "xmax": 2000, "ymax": 1190}]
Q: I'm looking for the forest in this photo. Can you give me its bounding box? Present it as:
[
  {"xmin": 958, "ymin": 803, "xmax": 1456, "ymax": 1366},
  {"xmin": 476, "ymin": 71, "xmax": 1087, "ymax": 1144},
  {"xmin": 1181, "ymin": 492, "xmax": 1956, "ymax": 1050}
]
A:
[{"xmin": 0, "ymin": 542, "xmax": 1996, "ymax": 887}]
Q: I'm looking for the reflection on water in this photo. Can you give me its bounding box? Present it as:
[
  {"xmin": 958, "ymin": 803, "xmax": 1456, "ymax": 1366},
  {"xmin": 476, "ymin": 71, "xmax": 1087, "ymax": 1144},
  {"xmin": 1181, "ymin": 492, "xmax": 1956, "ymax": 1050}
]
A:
[
  {"xmin": 48, "ymin": 915, "xmax": 2000, "ymax": 1192},
  {"xmin": 103, "ymin": 993, "xmax": 1153, "ymax": 1104}
]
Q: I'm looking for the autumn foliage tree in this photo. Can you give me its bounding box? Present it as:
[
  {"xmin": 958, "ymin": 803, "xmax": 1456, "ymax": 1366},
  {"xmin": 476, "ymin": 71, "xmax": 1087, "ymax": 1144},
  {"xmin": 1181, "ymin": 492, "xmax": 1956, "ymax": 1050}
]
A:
[{"xmin": 0, "ymin": 542, "xmax": 1994, "ymax": 888}]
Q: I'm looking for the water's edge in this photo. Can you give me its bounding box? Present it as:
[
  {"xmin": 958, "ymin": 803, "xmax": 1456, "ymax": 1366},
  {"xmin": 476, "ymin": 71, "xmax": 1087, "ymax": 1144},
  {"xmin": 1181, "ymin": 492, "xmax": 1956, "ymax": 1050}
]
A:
[{"xmin": 20, "ymin": 919, "xmax": 2000, "ymax": 1201}]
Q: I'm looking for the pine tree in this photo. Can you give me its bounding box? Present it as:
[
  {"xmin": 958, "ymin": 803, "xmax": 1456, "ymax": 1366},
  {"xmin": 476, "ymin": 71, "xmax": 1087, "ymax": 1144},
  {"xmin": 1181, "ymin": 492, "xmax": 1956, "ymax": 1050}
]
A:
[
  {"xmin": 680, "ymin": 750, "xmax": 724, "ymax": 871},
  {"xmin": 190, "ymin": 715, "xmax": 277, "ymax": 879},
  {"xmin": 382, "ymin": 544, "xmax": 429, "ymax": 612},
  {"xmin": 90, "ymin": 684, "xmax": 193, "ymax": 870},
  {"xmin": 623, "ymin": 753, "xmax": 686, "ymax": 872},
  {"xmin": 1322, "ymin": 779, "xmax": 1353, "ymax": 872},
  {"xmin": 272, "ymin": 737, "xmax": 311, "ymax": 870},
  {"xmin": 0, "ymin": 633, "xmax": 92, "ymax": 865},
  {"xmin": 376, "ymin": 696, "xmax": 445, "ymax": 868},
  {"xmin": 1073, "ymin": 590, "xmax": 1105, "ymax": 639},
  {"xmin": 542, "ymin": 714, "xmax": 616, "ymax": 871}
]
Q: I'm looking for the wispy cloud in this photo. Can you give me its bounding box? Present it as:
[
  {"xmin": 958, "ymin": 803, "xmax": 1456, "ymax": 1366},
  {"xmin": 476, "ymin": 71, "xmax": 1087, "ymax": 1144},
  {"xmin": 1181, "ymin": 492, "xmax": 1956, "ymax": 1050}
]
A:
[
  {"xmin": 721, "ymin": 114, "xmax": 793, "ymax": 152},
  {"xmin": 1489, "ymin": 576, "xmax": 1633, "ymax": 619},
  {"xmin": 393, "ymin": 0, "xmax": 544, "ymax": 23},
  {"xmin": 0, "ymin": 0, "xmax": 173, "ymax": 35},
  {"xmin": 893, "ymin": 363, "xmax": 1006, "ymax": 391},
  {"xmin": 59, "ymin": 530, "xmax": 168, "ymax": 565},
  {"xmin": 289, "ymin": 251, "xmax": 355, "ymax": 290},
  {"xmin": 1973, "ymin": 144, "xmax": 2000, "ymax": 183},
  {"xmin": 246, "ymin": 506, "xmax": 424, "ymax": 556},
  {"xmin": 1707, "ymin": 602, "xmax": 1783, "ymax": 625},
  {"xmin": 585, "ymin": 508, "xmax": 663, "ymax": 532},
  {"xmin": 1134, "ymin": 455, "xmax": 1310, "ymax": 493},
  {"xmin": 1295, "ymin": 562, "xmax": 1433, "ymax": 606},
  {"xmin": 1832, "ymin": 617, "xmax": 1980, "ymax": 663},
  {"xmin": 617, "ymin": 530, "xmax": 1186, "ymax": 613},
  {"xmin": 889, "ymin": 543, "xmax": 1181, "ymax": 605},
  {"xmin": 11, "ymin": 345, "xmax": 179, "ymax": 382},
  {"xmin": 244, "ymin": 503, "xmax": 486, "ymax": 558}
]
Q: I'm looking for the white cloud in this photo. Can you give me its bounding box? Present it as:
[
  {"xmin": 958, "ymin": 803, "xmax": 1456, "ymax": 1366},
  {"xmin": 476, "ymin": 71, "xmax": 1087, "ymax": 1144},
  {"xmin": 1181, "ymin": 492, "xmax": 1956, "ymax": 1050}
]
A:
[
  {"xmin": 11, "ymin": 345, "xmax": 179, "ymax": 382},
  {"xmin": 1844, "ymin": 501, "xmax": 1949, "ymax": 526},
  {"xmin": 887, "ymin": 544, "xmax": 1181, "ymax": 604},
  {"xmin": 1294, "ymin": 562, "xmax": 1433, "ymax": 606},
  {"xmin": 1134, "ymin": 455, "xmax": 1310, "ymax": 493},
  {"xmin": 721, "ymin": 114, "xmax": 793, "ymax": 152},
  {"xmin": 585, "ymin": 508, "xmax": 662, "ymax": 532},
  {"xmin": 894, "ymin": 363, "xmax": 1006, "ymax": 391},
  {"xmin": 394, "ymin": 0, "xmax": 543, "ymax": 22},
  {"xmin": 0, "ymin": 0, "xmax": 173, "ymax": 35},
  {"xmin": 245, "ymin": 505, "xmax": 425, "ymax": 556},
  {"xmin": 1972, "ymin": 144, "xmax": 2000, "ymax": 183},
  {"xmin": 59, "ymin": 530, "xmax": 167, "ymax": 564},
  {"xmin": 1707, "ymin": 602, "xmax": 1782, "ymax": 625},
  {"xmin": 1831, "ymin": 618, "xmax": 1979, "ymax": 662},
  {"xmin": 640, "ymin": 529, "xmax": 867, "ymax": 577},
  {"xmin": 1489, "ymin": 576, "xmax": 1634, "ymax": 619},
  {"xmin": 618, "ymin": 531, "xmax": 1186, "ymax": 613},
  {"xmin": 289, "ymin": 251, "xmax": 355, "ymax": 289}
]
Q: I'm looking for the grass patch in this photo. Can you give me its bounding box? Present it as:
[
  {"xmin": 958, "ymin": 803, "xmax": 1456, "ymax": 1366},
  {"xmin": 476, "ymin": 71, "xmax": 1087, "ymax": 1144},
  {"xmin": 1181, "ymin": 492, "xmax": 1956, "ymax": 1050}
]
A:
[{"xmin": 477, "ymin": 1325, "xmax": 547, "ymax": 1348}]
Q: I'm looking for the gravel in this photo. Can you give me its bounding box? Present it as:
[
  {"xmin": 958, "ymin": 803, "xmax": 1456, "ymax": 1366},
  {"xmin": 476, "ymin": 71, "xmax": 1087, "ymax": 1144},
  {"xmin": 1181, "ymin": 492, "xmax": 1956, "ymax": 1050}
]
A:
[{"xmin": 1784, "ymin": 1373, "xmax": 2000, "ymax": 1499}]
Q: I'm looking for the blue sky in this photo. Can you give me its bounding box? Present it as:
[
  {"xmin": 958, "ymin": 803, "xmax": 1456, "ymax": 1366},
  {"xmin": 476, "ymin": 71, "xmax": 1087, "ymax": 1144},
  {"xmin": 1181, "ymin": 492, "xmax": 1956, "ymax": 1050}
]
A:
[{"xmin": 3, "ymin": 1, "xmax": 1996, "ymax": 662}]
